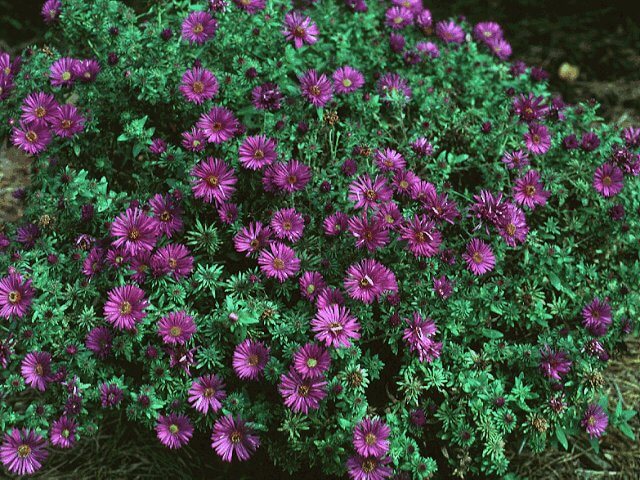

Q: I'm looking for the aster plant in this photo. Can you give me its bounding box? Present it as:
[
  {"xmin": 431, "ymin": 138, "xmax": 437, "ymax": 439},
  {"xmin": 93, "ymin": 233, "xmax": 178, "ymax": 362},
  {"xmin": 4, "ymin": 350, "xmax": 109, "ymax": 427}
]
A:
[{"xmin": 0, "ymin": 0, "xmax": 639, "ymax": 478}]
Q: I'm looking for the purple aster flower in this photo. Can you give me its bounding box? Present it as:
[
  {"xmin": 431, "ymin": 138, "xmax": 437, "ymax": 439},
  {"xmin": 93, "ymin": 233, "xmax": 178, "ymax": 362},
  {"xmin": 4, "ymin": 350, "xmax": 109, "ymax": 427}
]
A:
[
  {"xmin": 179, "ymin": 67, "xmax": 219, "ymax": 104},
  {"xmin": 110, "ymin": 207, "xmax": 158, "ymax": 256},
  {"xmin": 403, "ymin": 312, "xmax": 442, "ymax": 363},
  {"xmin": 103, "ymin": 284, "xmax": 148, "ymax": 330},
  {"xmin": 106, "ymin": 246, "xmax": 131, "ymax": 270},
  {"xmin": 385, "ymin": 6, "xmax": 413, "ymax": 29},
  {"xmin": 581, "ymin": 132, "xmax": 601, "ymax": 152},
  {"xmin": 346, "ymin": 455, "xmax": 393, "ymax": 480},
  {"xmin": 292, "ymin": 343, "xmax": 331, "ymax": 379},
  {"xmin": 41, "ymin": 0, "xmax": 62, "ymax": 24},
  {"xmin": 539, "ymin": 346, "xmax": 572, "ymax": 381},
  {"xmin": 0, "ymin": 273, "xmax": 34, "ymax": 319},
  {"xmin": 238, "ymin": 135, "xmax": 277, "ymax": 170},
  {"xmin": 16, "ymin": 223, "xmax": 40, "ymax": 249},
  {"xmin": 0, "ymin": 428, "xmax": 48, "ymax": 476},
  {"xmin": 312, "ymin": 304, "xmax": 361, "ymax": 348},
  {"xmin": 524, "ymin": 123, "xmax": 551, "ymax": 155},
  {"xmin": 189, "ymin": 374, "xmax": 226, "ymax": 414},
  {"xmin": 50, "ymin": 104, "xmax": 85, "ymax": 138},
  {"xmin": 410, "ymin": 138, "xmax": 433, "ymax": 157},
  {"xmin": 497, "ymin": 203, "xmax": 529, "ymax": 246},
  {"xmin": 462, "ymin": 239, "xmax": 495, "ymax": 275},
  {"xmin": 191, "ymin": 157, "xmax": 237, "ymax": 204},
  {"xmin": 11, "ymin": 121, "xmax": 51, "ymax": 155},
  {"xmin": 257, "ymin": 242, "xmax": 300, "ymax": 282},
  {"xmin": 152, "ymin": 243, "xmax": 194, "ymax": 279},
  {"xmin": 0, "ymin": 336, "xmax": 13, "ymax": 369},
  {"xmin": 581, "ymin": 404, "xmax": 608, "ymax": 439},
  {"xmin": 271, "ymin": 208, "xmax": 305, "ymax": 242},
  {"xmin": 433, "ymin": 275, "xmax": 453, "ymax": 299},
  {"xmin": 593, "ymin": 163, "xmax": 624, "ymax": 197},
  {"xmin": 149, "ymin": 193, "xmax": 183, "ymax": 238},
  {"xmin": 513, "ymin": 170, "xmax": 551, "ymax": 209},
  {"xmin": 501, "ymin": 150, "xmax": 530, "ymax": 170},
  {"xmin": 436, "ymin": 20, "xmax": 465, "ymax": 43},
  {"xmin": 562, "ymin": 134, "xmax": 579, "ymax": 150},
  {"xmin": 149, "ymin": 138, "xmax": 167, "ymax": 155},
  {"xmin": 469, "ymin": 190, "xmax": 508, "ymax": 230},
  {"xmin": 323, "ymin": 212, "xmax": 349, "ymax": 236},
  {"xmin": 50, "ymin": 416, "xmax": 77, "ymax": 449},
  {"xmin": 513, "ymin": 93, "xmax": 548, "ymax": 123},
  {"xmin": 348, "ymin": 213, "xmax": 390, "ymax": 252},
  {"xmin": 158, "ymin": 311, "xmax": 196, "ymax": 345},
  {"xmin": 233, "ymin": 0, "xmax": 265, "ymax": 13},
  {"xmin": 374, "ymin": 148, "xmax": 405, "ymax": 172},
  {"xmin": 348, "ymin": 174, "xmax": 393, "ymax": 210},
  {"xmin": 49, "ymin": 57, "xmax": 77, "ymax": 87},
  {"xmin": 85, "ymin": 326, "xmax": 113, "ymax": 359},
  {"xmin": 389, "ymin": 32, "xmax": 406, "ymax": 53},
  {"xmin": 21, "ymin": 92, "xmax": 57, "ymax": 125},
  {"xmin": 377, "ymin": 72, "xmax": 412, "ymax": 102},
  {"xmin": 196, "ymin": 106, "xmax": 238, "ymax": 144},
  {"xmin": 82, "ymin": 247, "xmax": 105, "ymax": 277},
  {"xmin": 181, "ymin": 11, "xmax": 218, "ymax": 44},
  {"xmin": 156, "ymin": 413, "xmax": 193, "ymax": 449},
  {"xmin": 251, "ymin": 82, "xmax": 283, "ymax": 110},
  {"xmin": 333, "ymin": 66, "xmax": 365, "ymax": 94},
  {"xmin": 100, "ymin": 383, "xmax": 123, "ymax": 407},
  {"xmin": 299, "ymin": 272, "xmax": 327, "ymax": 301},
  {"xmin": 582, "ymin": 298, "xmax": 612, "ymax": 337},
  {"xmin": 473, "ymin": 22, "xmax": 503, "ymax": 44},
  {"xmin": 233, "ymin": 339, "xmax": 270, "ymax": 380},
  {"xmin": 623, "ymin": 126, "xmax": 640, "ymax": 148},
  {"xmin": 218, "ymin": 203, "xmax": 238, "ymax": 224},
  {"xmin": 420, "ymin": 41, "xmax": 440, "ymax": 58},
  {"xmin": 168, "ymin": 345, "xmax": 196, "ymax": 375},
  {"xmin": 415, "ymin": 9, "xmax": 432, "ymax": 32},
  {"xmin": 400, "ymin": 215, "xmax": 442, "ymax": 257},
  {"xmin": 353, "ymin": 417, "xmax": 391, "ymax": 457},
  {"xmin": 392, "ymin": 170, "xmax": 418, "ymax": 197},
  {"xmin": 0, "ymin": 72, "xmax": 14, "ymax": 101},
  {"xmin": 282, "ymin": 12, "xmax": 319, "ymax": 48},
  {"xmin": 423, "ymin": 190, "xmax": 459, "ymax": 224},
  {"xmin": 270, "ymin": 159, "xmax": 312, "ymax": 193},
  {"xmin": 299, "ymin": 69, "xmax": 333, "ymax": 107},
  {"xmin": 72, "ymin": 59, "xmax": 100, "ymax": 82},
  {"xmin": 375, "ymin": 202, "xmax": 402, "ymax": 229},
  {"xmin": 181, "ymin": 127, "xmax": 208, "ymax": 152},
  {"xmin": 316, "ymin": 287, "xmax": 345, "ymax": 310},
  {"xmin": 279, "ymin": 368, "xmax": 328, "ymax": 414},
  {"xmin": 344, "ymin": 259, "xmax": 398, "ymax": 304},
  {"xmin": 21, "ymin": 351, "xmax": 52, "ymax": 391},
  {"xmin": 211, "ymin": 415, "xmax": 260, "ymax": 462},
  {"xmin": 233, "ymin": 221, "xmax": 272, "ymax": 256}
]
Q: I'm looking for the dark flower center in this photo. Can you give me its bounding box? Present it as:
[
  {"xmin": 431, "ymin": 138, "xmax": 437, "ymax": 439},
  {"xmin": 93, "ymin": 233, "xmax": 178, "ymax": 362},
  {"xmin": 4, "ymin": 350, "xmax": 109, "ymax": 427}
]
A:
[
  {"xmin": 128, "ymin": 228, "xmax": 141, "ymax": 240},
  {"xmin": 298, "ymin": 385, "xmax": 310, "ymax": 397},
  {"xmin": 62, "ymin": 119, "xmax": 72, "ymax": 129},
  {"xmin": 212, "ymin": 121, "xmax": 222, "ymax": 131},
  {"xmin": 35, "ymin": 363, "xmax": 44, "ymax": 376},
  {"xmin": 287, "ymin": 175, "xmax": 297, "ymax": 185},
  {"xmin": 35, "ymin": 106, "xmax": 46, "ymax": 118},
  {"xmin": 160, "ymin": 211, "xmax": 171, "ymax": 222},
  {"xmin": 293, "ymin": 26, "xmax": 306, "ymax": 38},
  {"xmin": 532, "ymin": 134, "xmax": 540, "ymax": 144},
  {"xmin": 399, "ymin": 180, "xmax": 409, "ymax": 189},
  {"xmin": 254, "ymin": 149, "xmax": 264, "ymax": 159},
  {"xmin": 309, "ymin": 86, "xmax": 321, "ymax": 96},
  {"xmin": 169, "ymin": 326, "xmax": 182, "ymax": 337},
  {"xmin": 8, "ymin": 290, "xmax": 21, "ymax": 304},
  {"xmin": 273, "ymin": 258, "xmax": 285, "ymax": 270},
  {"xmin": 472, "ymin": 252, "xmax": 484, "ymax": 264},
  {"xmin": 525, "ymin": 185, "xmax": 536, "ymax": 197},
  {"xmin": 329, "ymin": 322, "xmax": 343, "ymax": 333},
  {"xmin": 193, "ymin": 23, "xmax": 204, "ymax": 34},
  {"xmin": 506, "ymin": 223, "xmax": 516, "ymax": 235},
  {"xmin": 249, "ymin": 239, "xmax": 260, "ymax": 249},
  {"xmin": 168, "ymin": 258, "xmax": 178, "ymax": 269},
  {"xmin": 282, "ymin": 221, "xmax": 292, "ymax": 231},
  {"xmin": 362, "ymin": 459, "xmax": 376, "ymax": 473},
  {"xmin": 204, "ymin": 387, "xmax": 215, "ymax": 398},
  {"xmin": 248, "ymin": 354, "xmax": 260, "ymax": 366},
  {"xmin": 207, "ymin": 175, "xmax": 220, "ymax": 187},
  {"xmin": 192, "ymin": 81, "xmax": 204, "ymax": 94},
  {"xmin": 26, "ymin": 131, "xmax": 38, "ymax": 143},
  {"xmin": 17, "ymin": 444, "xmax": 31, "ymax": 458},
  {"xmin": 120, "ymin": 301, "xmax": 132, "ymax": 315},
  {"xmin": 230, "ymin": 431, "xmax": 242, "ymax": 444},
  {"xmin": 365, "ymin": 189, "xmax": 376, "ymax": 200},
  {"xmin": 365, "ymin": 432, "xmax": 377, "ymax": 445},
  {"xmin": 602, "ymin": 176, "xmax": 612, "ymax": 187}
]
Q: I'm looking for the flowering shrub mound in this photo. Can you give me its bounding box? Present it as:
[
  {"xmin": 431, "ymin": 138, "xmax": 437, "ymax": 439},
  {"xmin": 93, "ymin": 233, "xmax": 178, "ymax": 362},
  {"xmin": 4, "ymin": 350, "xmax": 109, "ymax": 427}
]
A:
[{"xmin": 1, "ymin": 0, "xmax": 639, "ymax": 477}]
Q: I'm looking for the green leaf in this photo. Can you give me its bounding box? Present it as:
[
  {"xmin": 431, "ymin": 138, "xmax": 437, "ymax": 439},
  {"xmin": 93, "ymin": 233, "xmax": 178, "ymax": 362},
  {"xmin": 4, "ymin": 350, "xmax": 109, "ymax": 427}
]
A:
[{"xmin": 555, "ymin": 427, "xmax": 568, "ymax": 450}]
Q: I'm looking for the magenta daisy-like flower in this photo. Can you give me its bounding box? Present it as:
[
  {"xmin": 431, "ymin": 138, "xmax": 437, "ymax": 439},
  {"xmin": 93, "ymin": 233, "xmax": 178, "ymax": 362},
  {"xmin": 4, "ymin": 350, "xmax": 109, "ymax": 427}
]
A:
[
  {"xmin": 179, "ymin": 67, "xmax": 219, "ymax": 104},
  {"xmin": 299, "ymin": 69, "xmax": 333, "ymax": 107},
  {"xmin": 103, "ymin": 284, "xmax": 148, "ymax": 330},
  {"xmin": 385, "ymin": 6, "xmax": 413, "ymax": 29},
  {"xmin": 21, "ymin": 351, "xmax": 52, "ymax": 391},
  {"xmin": 188, "ymin": 374, "xmax": 226, "ymax": 414},
  {"xmin": 311, "ymin": 304, "xmax": 361, "ymax": 348},
  {"xmin": 346, "ymin": 455, "xmax": 393, "ymax": 480},
  {"xmin": 0, "ymin": 428, "xmax": 48, "ymax": 476},
  {"xmin": 423, "ymin": 190, "xmax": 459, "ymax": 225},
  {"xmin": 49, "ymin": 57, "xmax": 77, "ymax": 87},
  {"xmin": 181, "ymin": 127, "xmax": 208, "ymax": 152},
  {"xmin": 270, "ymin": 160, "xmax": 312, "ymax": 193},
  {"xmin": 271, "ymin": 208, "xmax": 305, "ymax": 242},
  {"xmin": 100, "ymin": 383, "xmax": 123, "ymax": 407},
  {"xmin": 110, "ymin": 207, "xmax": 158, "ymax": 256},
  {"xmin": 233, "ymin": 339, "xmax": 270, "ymax": 380},
  {"xmin": 292, "ymin": 343, "xmax": 331, "ymax": 379},
  {"xmin": 191, "ymin": 157, "xmax": 237, "ymax": 204},
  {"xmin": 82, "ymin": 247, "xmax": 105, "ymax": 277},
  {"xmin": 196, "ymin": 106, "xmax": 239, "ymax": 144},
  {"xmin": 462, "ymin": 239, "xmax": 495, "ymax": 275},
  {"xmin": 352, "ymin": 417, "xmax": 391, "ymax": 457},
  {"xmin": 513, "ymin": 170, "xmax": 551, "ymax": 210},
  {"xmin": 11, "ymin": 121, "xmax": 51, "ymax": 155},
  {"xmin": 251, "ymin": 82, "xmax": 283, "ymax": 111},
  {"xmin": 0, "ymin": 272, "xmax": 34, "ymax": 319},
  {"xmin": 344, "ymin": 259, "xmax": 398, "ymax": 304},
  {"xmin": 333, "ymin": 66, "xmax": 365, "ymax": 94},
  {"xmin": 523, "ymin": 123, "xmax": 551, "ymax": 155},
  {"xmin": 348, "ymin": 213, "xmax": 390, "ymax": 252},
  {"xmin": 376, "ymin": 202, "xmax": 402, "ymax": 229},
  {"xmin": 158, "ymin": 311, "xmax": 196, "ymax": 345},
  {"xmin": 403, "ymin": 312, "xmax": 442, "ymax": 363},
  {"xmin": 539, "ymin": 346, "xmax": 572, "ymax": 381},
  {"xmin": 581, "ymin": 404, "xmax": 608, "ymax": 439},
  {"xmin": 316, "ymin": 287, "xmax": 345, "ymax": 310},
  {"xmin": 399, "ymin": 215, "xmax": 442, "ymax": 257},
  {"xmin": 152, "ymin": 243, "xmax": 194, "ymax": 279},
  {"xmin": 149, "ymin": 193, "xmax": 183, "ymax": 238},
  {"xmin": 473, "ymin": 21, "xmax": 503, "ymax": 44},
  {"xmin": 72, "ymin": 59, "xmax": 100, "ymax": 82},
  {"xmin": 211, "ymin": 415, "xmax": 260, "ymax": 462},
  {"xmin": 348, "ymin": 174, "xmax": 393, "ymax": 210},
  {"xmin": 233, "ymin": 221, "xmax": 272, "ymax": 256},
  {"xmin": 238, "ymin": 135, "xmax": 277, "ymax": 170},
  {"xmin": 41, "ymin": 0, "xmax": 62, "ymax": 24},
  {"xmin": 436, "ymin": 20, "xmax": 465, "ymax": 43},
  {"xmin": 279, "ymin": 368, "xmax": 328, "ymax": 414},
  {"xmin": 497, "ymin": 203, "xmax": 529, "ymax": 246},
  {"xmin": 593, "ymin": 163, "xmax": 624, "ymax": 197},
  {"xmin": 85, "ymin": 326, "xmax": 112, "ymax": 359},
  {"xmin": 258, "ymin": 242, "xmax": 301, "ymax": 282},
  {"xmin": 374, "ymin": 148, "xmax": 405, "ymax": 172},
  {"xmin": 392, "ymin": 170, "xmax": 418, "ymax": 197},
  {"xmin": 323, "ymin": 212, "xmax": 349, "ymax": 236},
  {"xmin": 582, "ymin": 298, "xmax": 612, "ymax": 337},
  {"xmin": 50, "ymin": 104, "xmax": 85, "ymax": 138},
  {"xmin": 299, "ymin": 272, "xmax": 327, "ymax": 301},
  {"xmin": 156, "ymin": 413, "xmax": 193, "ymax": 449},
  {"xmin": 513, "ymin": 93, "xmax": 548, "ymax": 123},
  {"xmin": 282, "ymin": 12, "xmax": 319, "ymax": 48},
  {"xmin": 21, "ymin": 92, "xmax": 57, "ymax": 125},
  {"xmin": 233, "ymin": 0, "xmax": 265, "ymax": 13},
  {"xmin": 181, "ymin": 11, "xmax": 218, "ymax": 44},
  {"xmin": 377, "ymin": 72, "xmax": 412, "ymax": 102},
  {"xmin": 50, "ymin": 416, "xmax": 77, "ymax": 449},
  {"xmin": 501, "ymin": 150, "xmax": 529, "ymax": 170},
  {"xmin": 433, "ymin": 275, "xmax": 453, "ymax": 299},
  {"xmin": 489, "ymin": 37, "xmax": 512, "ymax": 60}
]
